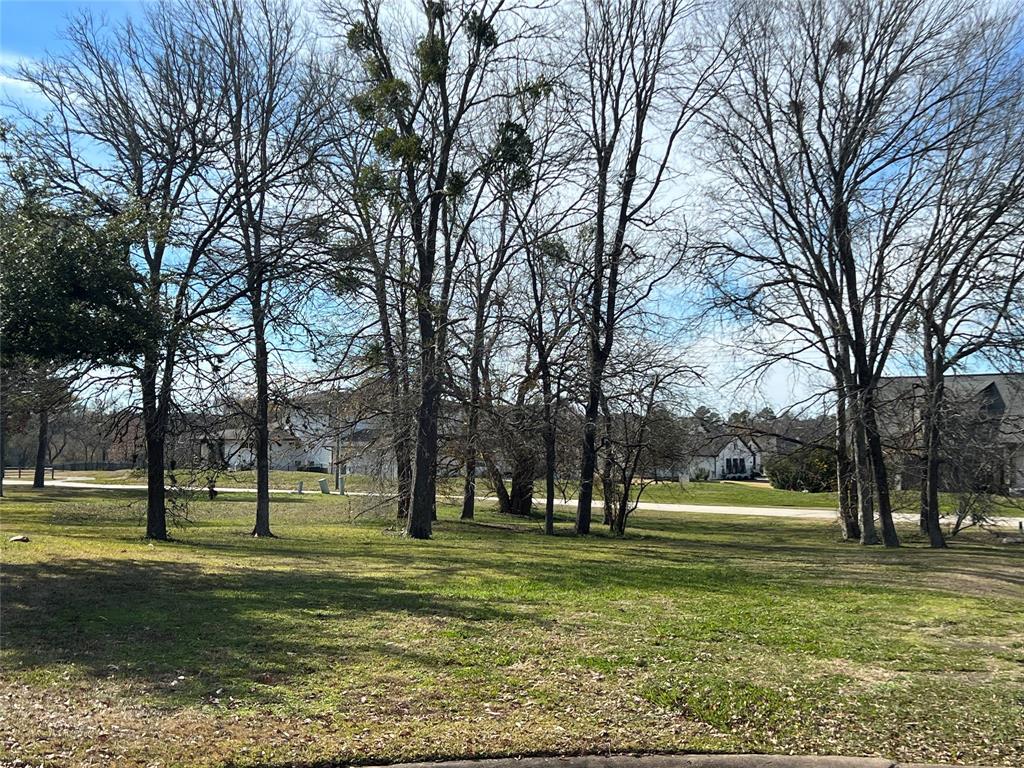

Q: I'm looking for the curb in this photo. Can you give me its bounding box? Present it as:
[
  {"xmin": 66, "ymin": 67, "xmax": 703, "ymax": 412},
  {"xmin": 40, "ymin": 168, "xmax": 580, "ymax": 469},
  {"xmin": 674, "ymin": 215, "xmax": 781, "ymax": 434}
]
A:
[{"xmin": 362, "ymin": 755, "xmax": 1003, "ymax": 768}]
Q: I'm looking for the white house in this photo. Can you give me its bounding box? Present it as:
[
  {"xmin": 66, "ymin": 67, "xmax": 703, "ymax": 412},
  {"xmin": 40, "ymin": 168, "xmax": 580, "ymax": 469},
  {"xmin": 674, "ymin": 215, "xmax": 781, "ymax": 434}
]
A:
[
  {"xmin": 212, "ymin": 408, "xmax": 334, "ymax": 471},
  {"xmin": 685, "ymin": 435, "xmax": 762, "ymax": 480}
]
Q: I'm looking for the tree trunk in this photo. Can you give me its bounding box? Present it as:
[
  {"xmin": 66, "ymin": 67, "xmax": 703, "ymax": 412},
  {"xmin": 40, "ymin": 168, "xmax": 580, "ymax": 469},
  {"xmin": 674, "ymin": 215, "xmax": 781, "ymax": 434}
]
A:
[
  {"xmin": 917, "ymin": 463, "xmax": 929, "ymax": 531},
  {"xmin": 460, "ymin": 381, "xmax": 480, "ymax": 521},
  {"xmin": 835, "ymin": 393, "xmax": 861, "ymax": 540},
  {"xmin": 833, "ymin": 191, "xmax": 892, "ymax": 546},
  {"xmin": 576, "ymin": 375, "xmax": 602, "ymax": 534},
  {"xmin": 541, "ymin": 372, "xmax": 557, "ymax": 535},
  {"xmin": 613, "ymin": 492, "xmax": 629, "ymax": 536},
  {"xmin": 510, "ymin": 478, "xmax": 533, "ymax": 517},
  {"xmin": 918, "ymin": 402, "xmax": 933, "ymax": 535},
  {"xmin": 543, "ymin": 420, "xmax": 556, "ymax": 535},
  {"xmin": 33, "ymin": 407, "xmax": 49, "ymax": 488},
  {"xmin": 922, "ymin": 418, "xmax": 946, "ymax": 547},
  {"xmin": 862, "ymin": 395, "xmax": 900, "ymax": 548},
  {"xmin": 145, "ymin": 431, "xmax": 168, "ymax": 540},
  {"xmin": 431, "ymin": 458, "xmax": 438, "ymax": 522},
  {"xmin": 396, "ymin": 436, "xmax": 412, "ymax": 520},
  {"xmin": 461, "ymin": 452, "xmax": 477, "ymax": 520},
  {"xmin": 600, "ymin": 401, "xmax": 615, "ymax": 527},
  {"xmin": 387, "ymin": 355, "xmax": 413, "ymax": 521},
  {"xmin": 851, "ymin": 400, "xmax": 880, "ymax": 545},
  {"xmin": 407, "ymin": 334, "xmax": 438, "ymax": 538},
  {"xmin": 531, "ymin": 255, "xmax": 558, "ymax": 536},
  {"xmin": 577, "ymin": 141, "xmax": 608, "ymax": 538},
  {"xmin": 920, "ymin": 358, "xmax": 947, "ymax": 548},
  {"xmin": 142, "ymin": 359, "xmax": 168, "ymax": 540},
  {"xmin": 485, "ymin": 454, "xmax": 513, "ymax": 514},
  {"xmin": 251, "ymin": 307, "xmax": 273, "ymax": 537},
  {"xmin": 536, "ymin": 360, "xmax": 561, "ymax": 536},
  {"xmin": 371, "ymin": 231, "xmax": 413, "ymax": 522},
  {"xmin": 837, "ymin": 451, "xmax": 860, "ymax": 540},
  {"xmin": 510, "ymin": 454, "xmax": 534, "ymax": 517},
  {"xmin": 601, "ymin": 459, "xmax": 615, "ymax": 527}
]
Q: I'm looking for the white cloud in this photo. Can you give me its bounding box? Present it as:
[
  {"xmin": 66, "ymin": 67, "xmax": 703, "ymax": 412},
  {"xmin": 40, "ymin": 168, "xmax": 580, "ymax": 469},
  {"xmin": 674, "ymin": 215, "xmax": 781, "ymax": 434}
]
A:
[
  {"xmin": 0, "ymin": 51, "xmax": 47, "ymax": 107},
  {"xmin": 685, "ymin": 325, "xmax": 831, "ymax": 415},
  {"xmin": 0, "ymin": 51, "xmax": 33, "ymax": 70}
]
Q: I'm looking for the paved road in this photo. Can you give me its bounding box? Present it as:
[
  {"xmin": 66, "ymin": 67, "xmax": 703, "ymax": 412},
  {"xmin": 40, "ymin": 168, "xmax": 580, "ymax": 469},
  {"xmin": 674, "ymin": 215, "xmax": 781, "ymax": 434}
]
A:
[{"xmin": 6, "ymin": 477, "xmax": 1021, "ymax": 529}]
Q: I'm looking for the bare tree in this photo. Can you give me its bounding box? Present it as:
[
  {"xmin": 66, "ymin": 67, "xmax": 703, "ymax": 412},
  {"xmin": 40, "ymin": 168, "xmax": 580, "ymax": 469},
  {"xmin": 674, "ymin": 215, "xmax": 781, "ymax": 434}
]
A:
[
  {"xmin": 521, "ymin": 235, "xmax": 588, "ymax": 534},
  {"xmin": 331, "ymin": 0, "xmax": 544, "ymax": 537},
  {"xmin": 10, "ymin": 1, "xmax": 242, "ymax": 538},
  {"xmin": 193, "ymin": 0, "xmax": 340, "ymax": 537},
  {"xmin": 599, "ymin": 344, "xmax": 694, "ymax": 535},
  {"xmin": 700, "ymin": 0, "xmax": 1018, "ymax": 547},
  {"xmin": 451, "ymin": 169, "xmax": 527, "ymax": 522},
  {"xmin": 450, "ymin": 76, "xmax": 583, "ymax": 522},
  {"xmin": 309, "ymin": 85, "xmax": 420, "ymax": 519},
  {"xmin": 339, "ymin": 170, "xmax": 418, "ymax": 519},
  {"xmin": 569, "ymin": 0, "xmax": 720, "ymax": 534},
  {"xmin": 907, "ymin": 35, "xmax": 1024, "ymax": 546}
]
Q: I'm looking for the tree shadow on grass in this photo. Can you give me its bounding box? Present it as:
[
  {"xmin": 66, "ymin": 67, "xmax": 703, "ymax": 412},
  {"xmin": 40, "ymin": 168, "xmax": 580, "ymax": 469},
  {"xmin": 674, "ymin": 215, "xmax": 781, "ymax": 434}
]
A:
[
  {"xmin": 0, "ymin": 556, "xmax": 524, "ymax": 701},
  {"xmin": 478, "ymin": 516, "xmax": 1024, "ymax": 607},
  {"xmin": 5, "ymin": 496, "xmax": 1021, "ymax": 713},
  {"xmin": 619, "ymin": 514, "xmax": 1024, "ymax": 596}
]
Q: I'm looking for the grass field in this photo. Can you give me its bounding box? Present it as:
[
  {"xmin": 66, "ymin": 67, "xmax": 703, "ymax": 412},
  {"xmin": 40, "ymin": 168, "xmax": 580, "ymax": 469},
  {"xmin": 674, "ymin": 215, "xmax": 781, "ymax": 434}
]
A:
[
  {"xmin": 640, "ymin": 480, "xmax": 1024, "ymax": 517},
  {"xmin": 638, "ymin": 480, "xmax": 840, "ymax": 508},
  {"xmin": 57, "ymin": 469, "xmax": 1024, "ymax": 517},
  {"xmin": 2, "ymin": 486, "xmax": 1022, "ymax": 768},
  {"xmin": 59, "ymin": 468, "xmax": 339, "ymax": 491},
  {"xmin": 54, "ymin": 470, "xmax": 837, "ymax": 507}
]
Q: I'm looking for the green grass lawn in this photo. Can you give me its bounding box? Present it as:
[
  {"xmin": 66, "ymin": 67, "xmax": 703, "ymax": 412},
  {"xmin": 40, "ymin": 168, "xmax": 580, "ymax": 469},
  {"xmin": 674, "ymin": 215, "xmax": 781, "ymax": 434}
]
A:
[
  {"xmin": 438, "ymin": 477, "xmax": 841, "ymax": 509},
  {"xmin": 58, "ymin": 470, "xmax": 1024, "ymax": 518},
  {"xmin": 2, "ymin": 487, "xmax": 1022, "ymax": 768},
  {"xmin": 623, "ymin": 480, "xmax": 1024, "ymax": 518},
  {"xmin": 637, "ymin": 480, "xmax": 839, "ymax": 508},
  {"xmin": 59, "ymin": 468, "xmax": 381, "ymax": 492}
]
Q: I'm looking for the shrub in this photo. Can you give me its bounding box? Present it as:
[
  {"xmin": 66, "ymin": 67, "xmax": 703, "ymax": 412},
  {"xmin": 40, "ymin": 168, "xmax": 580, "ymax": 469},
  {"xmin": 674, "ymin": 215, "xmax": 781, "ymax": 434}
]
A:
[{"xmin": 765, "ymin": 447, "xmax": 836, "ymax": 492}]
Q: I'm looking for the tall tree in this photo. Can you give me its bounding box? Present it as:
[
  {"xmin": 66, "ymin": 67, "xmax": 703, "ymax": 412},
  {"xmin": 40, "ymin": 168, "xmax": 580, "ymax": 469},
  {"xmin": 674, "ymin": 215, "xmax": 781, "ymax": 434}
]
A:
[
  {"xmin": 909, "ymin": 36, "xmax": 1024, "ymax": 546},
  {"xmin": 459, "ymin": 70, "xmax": 584, "ymax": 527},
  {"xmin": 452, "ymin": 108, "xmax": 568, "ymax": 521},
  {"xmin": 521, "ymin": 235, "xmax": 587, "ymax": 534},
  {"xmin": 12, "ymin": 1, "xmax": 240, "ymax": 538},
  {"xmin": 700, "ymin": 0, "xmax": 1016, "ymax": 546},
  {"xmin": 570, "ymin": 0, "xmax": 719, "ymax": 533},
  {"xmin": 196, "ymin": 0, "xmax": 338, "ymax": 537},
  {"xmin": 334, "ymin": 0, "xmax": 540, "ymax": 537},
  {"xmin": 324, "ymin": 147, "xmax": 418, "ymax": 519}
]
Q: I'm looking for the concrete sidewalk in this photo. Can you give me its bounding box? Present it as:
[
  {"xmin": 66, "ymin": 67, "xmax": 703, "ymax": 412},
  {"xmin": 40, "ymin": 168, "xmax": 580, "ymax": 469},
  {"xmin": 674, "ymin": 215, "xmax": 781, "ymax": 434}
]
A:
[
  {"xmin": 364, "ymin": 755, "xmax": 999, "ymax": 768},
  {"xmin": 4, "ymin": 478, "xmax": 1021, "ymax": 529}
]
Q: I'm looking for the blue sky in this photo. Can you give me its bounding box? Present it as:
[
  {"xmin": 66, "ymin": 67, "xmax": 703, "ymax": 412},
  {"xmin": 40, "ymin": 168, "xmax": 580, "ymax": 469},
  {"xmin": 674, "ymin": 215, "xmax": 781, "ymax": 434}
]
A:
[
  {"xmin": 0, "ymin": 1, "xmax": 810, "ymax": 414},
  {"xmin": 1, "ymin": 0, "xmax": 139, "ymax": 63},
  {"xmin": 0, "ymin": 0, "xmax": 840, "ymax": 414}
]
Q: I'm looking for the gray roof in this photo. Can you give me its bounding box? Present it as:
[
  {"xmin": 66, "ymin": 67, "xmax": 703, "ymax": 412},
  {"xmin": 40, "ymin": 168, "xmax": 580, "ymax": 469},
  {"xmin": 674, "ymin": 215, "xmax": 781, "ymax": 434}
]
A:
[
  {"xmin": 879, "ymin": 373, "xmax": 1024, "ymax": 442},
  {"xmin": 686, "ymin": 432, "xmax": 759, "ymax": 458}
]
